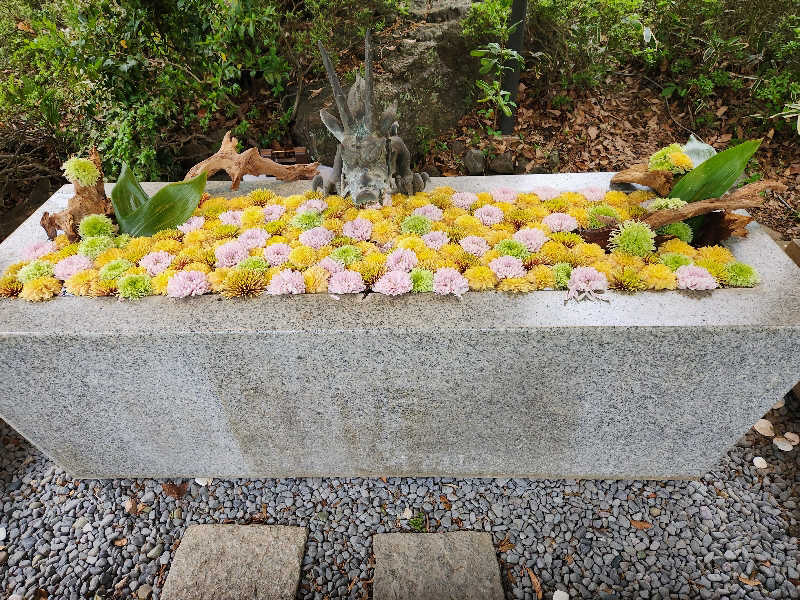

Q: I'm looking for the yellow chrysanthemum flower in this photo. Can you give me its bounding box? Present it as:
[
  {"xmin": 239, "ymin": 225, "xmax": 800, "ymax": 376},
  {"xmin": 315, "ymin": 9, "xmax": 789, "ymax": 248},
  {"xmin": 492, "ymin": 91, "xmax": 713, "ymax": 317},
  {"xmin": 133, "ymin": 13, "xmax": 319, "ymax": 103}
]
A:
[
  {"xmin": 20, "ymin": 276, "xmax": 62, "ymax": 302},
  {"xmin": 668, "ymin": 151, "xmax": 693, "ymax": 173},
  {"xmin": 544, "ymin": 196, "xmax": 569, "ymax": 212},
  {"xmin": 640, "ymin": 263, "xmax": 677, "ymax": 290},
  {"xmin": 604, "ymin": 190, "xmax": 630, "ymax": 208},
  {"xmin": 227, "ymin": 196, "xmax": 254, "ymax": 210},
  {"xmin": 464, "ymin": 265, "xmax": 497, "ymax": 290},
  {"xmin": 94, "ymin": 247, "xmax": 126, "ymax": 268},
  {"xmin": 89, "ymin": 277, "xmax": 117, "ymax": 297},
  {"xmin": 303, "ymin": 265, "xmax": 330, "ymax": 293},
  {"xmin": 611, "ymin": 267, "xmax": 647, "ymax": 292},
  {"xmin": 181, "ymin": 229, "xmax": 213, "ymax": 246},
  {"xmin": 151, "ymin": 269, "xmax": 175, "ymax": 295},
  {"xmin": 591, "ymin": 258, "xmax": 617, "ymax": 281},
  {"xmin": 610, "ymin": 251, "xmax": 645, "ymax": 271},
  {"xmin": 696, "ymin": 245, "xmax": 735, "ymax": 264},
  {"xmin": 526, "ymin": 265, "xmax": 556, "ymax": 289},
  {"xmin": 694, "ymin": 258, "xmax": 730, "ymax": 284},
  {"xmin": 207, "ymin": 268, "xmax": 230, "ymax": 293},
  {"xmin": 241, "ymin": 206, "xmax": 265, "ymax": 228},
  {"xmin": 288, "ymin": 246, "xmax": 317, "ymax": 269},
  {"xmin": 515, "ymin": 192, "xmax": 541, "ymax": 208},
  {"xmin": 480, "ymin": 249, "xmax": 503, "ymax": 266},
  {"xmin": 0, "ymin": 275, "xmax": 24, "ymax": 297},
  {"xmin": 568, "ymin": 207, "xmax": 589, "ymax": 229},
  {"xmin": 221, "ymin": 269, "xmax": 268, "ymax": 298},
  {"xmin": 124, "ymin": 266, "xmax": 147, "ymax": 276},
  {"xmin": 350, "ymin": 253, "xmax": 386, "ymax": 285},
  {"xmin": 248, "ymin": 188, "xmax": 278, "ymax": 206},
  {"xmin": 323, "ymin": 218, "xmax": 344, "ymax": 235},
  {"xmin": 560, "ymin": 191, "xmax": 590, "ymax": 208},
  {"xmin": 442, "ymin": 206, "xmax": 468, "ymax": 225},
  {"xmin": 53, "ymin": 234, "xmax": 71, "ymax": 250},
  {"xmin": 439, "ymin": 244, "xmax": 475, "ymax": 270},
  {"xmin": 41, "ymin": 242, "xmax": 80, "ymax": 264},
  {"xmin": 498, "ymin": 277, "xmax": 536, "ymax": 293},
  {"xmin": 183, "ymin": 262, "xmax": 211, "ymax": 273},
  {"xmin": 65, "ymin": 269, "xmax": 99, "ymax": 296},
  {"xmin": 628, "ymin": 189, "xmax": 656, "ymax": 205},
  {"xmin": 549, "ymin": 232, "xmax": 583, "ymax": 248},
  {"xmin": 197, "ymin": 196, "xmax": 229, "ymax": 218},
  {"xmin": 658, "ymin": 238, "xmax": 697, "ymax": 257},
  {"xmin": 122, "ymin": 238, "xmax": 153, "ymax": 263},
  {"xmin": 540, "ymin": 241, "xmax": 571, "ymax": 265},
  {"xmin": 3, "ymin": 261, "xmax": 26, "ymax": 278},
  {"xmin": 484, "ymin": 228, "xmax": 512, "ymax": 246},
  {"xmin": 152, "ymin": 228, "xmax": 182, "ymax": 241}
]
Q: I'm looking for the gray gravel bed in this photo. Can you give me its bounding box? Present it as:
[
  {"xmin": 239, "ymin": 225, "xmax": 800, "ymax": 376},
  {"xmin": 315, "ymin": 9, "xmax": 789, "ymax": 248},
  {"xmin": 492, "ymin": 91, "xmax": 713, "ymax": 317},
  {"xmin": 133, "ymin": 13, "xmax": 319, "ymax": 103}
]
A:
[{"xmin": 1, "ymin": 395, "xmax": 798, "ymax": 600}]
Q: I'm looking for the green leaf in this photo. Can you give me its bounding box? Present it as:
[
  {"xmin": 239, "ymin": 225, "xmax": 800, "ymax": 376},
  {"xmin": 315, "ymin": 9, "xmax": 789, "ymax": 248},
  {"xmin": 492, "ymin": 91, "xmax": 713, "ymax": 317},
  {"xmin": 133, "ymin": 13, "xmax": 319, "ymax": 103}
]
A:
[
  {"xmin": 670, "ymin": 139, "xmax": 761, "ymax": 203},
  {"xmin": 111, "ymin": 163, "xmax": 150, "ymax": 220},
  {"xmin": 111, "ymin": 169, "xmax": 207, "ymax": 237}
]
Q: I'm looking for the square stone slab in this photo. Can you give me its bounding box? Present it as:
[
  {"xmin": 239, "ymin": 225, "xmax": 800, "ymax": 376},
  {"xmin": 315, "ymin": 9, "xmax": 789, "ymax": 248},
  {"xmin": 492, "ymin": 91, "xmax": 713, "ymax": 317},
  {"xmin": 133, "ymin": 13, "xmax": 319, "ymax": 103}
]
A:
[
  {"xmin": 160, "ymin": 525, "xmax": 307, "ymax": 600},
  {"xmin": 372, "ymin": 531, "xmax": 504, "ymax": 600}
]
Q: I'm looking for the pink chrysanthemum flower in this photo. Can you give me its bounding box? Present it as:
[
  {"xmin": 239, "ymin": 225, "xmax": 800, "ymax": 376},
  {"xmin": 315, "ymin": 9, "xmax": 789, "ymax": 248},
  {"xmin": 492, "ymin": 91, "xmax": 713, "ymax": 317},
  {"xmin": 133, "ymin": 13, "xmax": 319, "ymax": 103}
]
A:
[
  {"xmin": 372, "ymin": 270, "xmax": 412, "ymax": 296},
  {"xmin": 512, "ymin": 227, "xmax": 548, "ymax": 252},
  {"xmin": 267, "ymin": 269, "xmax": 305, "ymax": 295},
  {"xmin": 460, "ymin": 235, "xmax": 490, "ymax": 257},
  {"xmin": 422, "ymin": 230, "xmax": 449, "ymax": 250},
  {"xmin": 386, "ymin": 248, "xmax": 418, "ymax": 272},
  {"xmin": 566, "ymin": 266, "xmax": 608, "ymax": 301},
  {"xmin": 491, "ymin": 188, "xmax": 517, "ymax": 203},
  {"xmin": 262, "ymin": 204, "xmax": 286, "ymax": 222},
  {"xmin": 178, "ymin": 216, "xmax": 205, "ymax": 233},
  {"xmin": 298, "ymin": 198, "xmax": 327, "ymax": 213},
  {"xmin": 23, "ymin": 240, "xmax": 57, "ymax": 261},
  {"xmin": 433, "ymin": 267, "xmax": 469, "ymax": 297},
  {"xmin": 167, "ymin": 270, "xmax": 210, "ymax": 298},
  {"xmin": 542, "ymin": 212, "xmax": 579, "ymax": 233},
  {"xmin": 238, "ymin": 228, "xmax": 270, "ymax": 249},
  {"xmin": 219, "ymin": 210, "xmax": 243, "ymax": 226},
  {"xmin": 474, "ymin": 204, "xmax": 504, "ymax": 226},
  {"xmin": 578, "ymin": 187, "xmax": 606, "ymax": 202},
  {"xmin": 317, "ymin": 256, "xmax": 345, "ymax": 275},
  {"xmin": 215, "ymin": 240, "xmax": 248, "ymax": 268},
  {"xmin": 451, "ymin": 191, "xmax": 478, "ymax": 210},
  {"xmin": 342, "ymin": 217, "xmax": 373, "ymax": 241},
  {"xmin": 299, "ymin": 226, "xmax": 334, "ymax": 249},
  {"xmin": 489, "ymin": 255, "xmax": 526, "ymax": 279},
  {"xmin": 53, "ymin": 255, "xmax": 93, "ymax": 280},
  {"xmin": 328, "ymin": 270, "xmax": 366, "ymax": 294},
  {"xmin": 263, "ymin": 243, "xmax": 291, "ymax": 267},
  {"xmin": 529, "ymin": 187, "xmax": 560, "ymax": 201},
  {"xmin": 676, "ymin": 265, "xmax": 718, "ymax": 290},
  {"xmin": 413, "ymin": 204, "xmax": 443, "ymax": 221},
  {"xmin": 139, "ymin": 251, "xmax": 174, "ymax": 276}
]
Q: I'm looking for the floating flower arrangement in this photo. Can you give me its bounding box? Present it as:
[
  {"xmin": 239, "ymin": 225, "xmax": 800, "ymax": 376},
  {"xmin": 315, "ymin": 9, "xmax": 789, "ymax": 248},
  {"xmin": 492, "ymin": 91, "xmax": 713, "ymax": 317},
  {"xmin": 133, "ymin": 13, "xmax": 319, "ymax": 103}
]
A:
[{"xmin": 2, "ymin": 184, "xmax": 762, "ymax": 303}]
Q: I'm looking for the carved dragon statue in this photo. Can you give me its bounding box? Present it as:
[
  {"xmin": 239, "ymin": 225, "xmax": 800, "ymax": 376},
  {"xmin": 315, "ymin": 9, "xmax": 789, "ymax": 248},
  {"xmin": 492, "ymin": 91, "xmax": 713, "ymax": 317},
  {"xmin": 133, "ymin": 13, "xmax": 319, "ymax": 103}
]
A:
[{"xmin": 313, "ymin": 31, "xmax": 429, "ymax": 206}]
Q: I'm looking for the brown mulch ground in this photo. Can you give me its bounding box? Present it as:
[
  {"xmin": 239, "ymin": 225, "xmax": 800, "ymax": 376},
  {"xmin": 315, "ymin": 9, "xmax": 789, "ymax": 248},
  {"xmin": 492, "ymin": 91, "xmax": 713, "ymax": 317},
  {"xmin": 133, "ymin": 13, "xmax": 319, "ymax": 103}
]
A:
[{"xmin": 427, "ymin": 71, "xmax": 800, "ymax": 240}]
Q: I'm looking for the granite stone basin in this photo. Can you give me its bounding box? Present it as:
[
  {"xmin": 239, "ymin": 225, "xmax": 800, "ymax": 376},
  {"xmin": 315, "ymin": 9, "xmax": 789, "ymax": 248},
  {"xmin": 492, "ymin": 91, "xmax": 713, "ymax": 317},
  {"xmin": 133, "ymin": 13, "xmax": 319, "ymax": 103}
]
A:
[{"xmin": 1, "ymin": 174, "xmax": 798, "ymax": 479}]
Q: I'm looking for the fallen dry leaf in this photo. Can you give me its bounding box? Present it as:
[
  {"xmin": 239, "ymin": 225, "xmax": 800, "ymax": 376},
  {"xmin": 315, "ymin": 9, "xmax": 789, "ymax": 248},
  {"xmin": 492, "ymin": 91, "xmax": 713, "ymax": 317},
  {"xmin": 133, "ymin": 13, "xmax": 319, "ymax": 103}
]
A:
[
  {"xmin": 773, "ymin": 436, "xmax": 794, "ymax": 451},
  {"xmin": 439, "ymin": 495, "xmax": 452, "ymax": 510},
  {"xmin": 753, "ymin": 419, "xmax": 775, "ymax": 437},
  {"xmin": 587, "ymin": 126, "xmax": 599, "ymax": 140},
  {"xmin": 124, "ymin": 498, "xmax": 139, "ymax": 515},
  {"xmin": 738, "ymin": 573, "xmax": 762, "ymax": 586},
  {"xmin": 113, "ymin": 537, "xmax": 127, "ymax": 547},
  {"xmin": 630, "ymin": 520, "xmax": 653, "ymax": 530},
  {"xmin": 498, "ymin": 536, "xmax": 515, "ymax": 553},
  {"xmin": 162, "ymin": 482, "xmax": 188, "ymax": 499},
  {"xmin": 753, "ymin": 456, "xmax": 768, "ymax": 469},
  {"xmin": 526, "ymin": 568, "xmax": 543, "ymax": 600},
  {"xmin": 784, "ymin": 432, "xmax": 799, "ymax": 445},
  {"xmin": 772, "ymin": 398, "xmax": 785, "ymax": 410}
]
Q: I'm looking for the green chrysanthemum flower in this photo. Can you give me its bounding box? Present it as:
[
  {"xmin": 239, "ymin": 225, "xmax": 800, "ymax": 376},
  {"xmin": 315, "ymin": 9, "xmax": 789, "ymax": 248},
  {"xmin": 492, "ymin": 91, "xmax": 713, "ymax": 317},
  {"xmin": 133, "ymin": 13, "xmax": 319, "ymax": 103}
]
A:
[
  {"xmin": 656, "ymin": 221, "xmax": 693, "ymax": 243},
  {"xmin": 494, "ymin": 239, "xmax": 530, "ymax": 260},
  {"xmin": 329, "ymin": 244, "xmax": 363, "ymax": 266},
  {"xmin": 290, "ymin": 211, "xmax": 323, "ymax": 231},
  {"xmin": 78, "ymin": 235, "xmax": 114, "ymax": 260},
  {"xmin": 724, "ymin": 262, "xmax": 760, "ymax": 287},
  {"xmin": 117, "ymin": 274, "xmax": 152, "ymax": 300},
  {"xmin": 400, "ymin": 214, "xmax": 432, "ymax": 235},
  {"xmin": 552, "ymin": 262, "xmax": 572, "ymax": 290},
  {"xmin": 17, "ymin": 260, "xmax": 54, "ymax": 283},
  {"xmin": 78, "ymin": 214, "xmax": 115, "ymax": 239},
  {"xmin": 659, "ymin": 252, "xmax": 692, "ymax": 271},
  {"xmin": 587, "ymin": 204, "xmax": 620, "ymax": 229},
  {"xmin": 237, "ymin": 256, "xmax": 270, "ymax": 272},
  {"xmin": 649, "ymin": 197, "xmax": 687, "ymax": 211},
  {"xmin": 62, "ymin": 157, "xmax": 100, "ymax": 186},
  {"xmin": 409, "ymin": 268, "xmax": 434, "ymax": 293},
  {"xmin": 608, "ymin": 220, "xmax": 656, "ymax": 256},
  {"xmin": 114, "ymin": 234, "xmax": 132, "ymax": 248},
  {"xmin": 99, "ymin": 258, "xmax": 133, "ymax": 281},
  {"xmin": 648, "ymin": 143, "xmax": 692, "ymax": 173}
]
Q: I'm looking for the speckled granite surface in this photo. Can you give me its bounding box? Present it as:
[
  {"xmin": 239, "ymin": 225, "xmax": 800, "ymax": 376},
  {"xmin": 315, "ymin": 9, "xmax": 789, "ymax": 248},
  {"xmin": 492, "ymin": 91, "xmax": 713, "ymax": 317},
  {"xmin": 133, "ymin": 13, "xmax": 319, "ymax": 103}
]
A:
[{"xmin": 1, "ymin": 175, "xmax": 799, "ymax": 479}]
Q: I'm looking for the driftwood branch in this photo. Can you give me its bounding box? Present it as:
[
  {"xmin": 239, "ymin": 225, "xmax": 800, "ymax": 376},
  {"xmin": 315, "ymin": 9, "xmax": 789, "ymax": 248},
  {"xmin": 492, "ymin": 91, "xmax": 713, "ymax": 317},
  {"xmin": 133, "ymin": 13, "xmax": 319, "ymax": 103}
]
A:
[
  {"xmin": 41, "ymin": 147, "xmax": 113, "ymax": 241},
  {"xmin": 643, "ymin": 181, "xmax": 788, "ymax": 228},
  {"xmin": 610, "ymin": 163, "xmax": 674, "ymax": 196},
  {"xmin": 184, "ymin": 132, "xmax": 319, "ymax": 190}
]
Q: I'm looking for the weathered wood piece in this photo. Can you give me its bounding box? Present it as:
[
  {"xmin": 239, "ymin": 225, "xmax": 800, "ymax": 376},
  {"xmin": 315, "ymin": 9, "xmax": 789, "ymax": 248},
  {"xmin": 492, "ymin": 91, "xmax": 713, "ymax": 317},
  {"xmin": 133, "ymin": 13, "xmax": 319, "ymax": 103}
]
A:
[
  {"xmin": 184, "ymin": 132, "xmax": 319, "ymax": 190},
  {"xmin": 610, "ymin": 163, "xmax": 674, "ymax": 196}
]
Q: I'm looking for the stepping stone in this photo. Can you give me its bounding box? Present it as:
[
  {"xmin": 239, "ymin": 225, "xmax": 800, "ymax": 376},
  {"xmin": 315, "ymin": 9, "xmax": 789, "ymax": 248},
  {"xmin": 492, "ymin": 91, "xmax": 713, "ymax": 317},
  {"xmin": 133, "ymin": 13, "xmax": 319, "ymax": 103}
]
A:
[
  {"xmin": 161, "ymin": 524, "xmax": 307, "ymax": 600},
  {"xmin": 372, "ymin": 531, "xmax": 504, "ymax": 600}
]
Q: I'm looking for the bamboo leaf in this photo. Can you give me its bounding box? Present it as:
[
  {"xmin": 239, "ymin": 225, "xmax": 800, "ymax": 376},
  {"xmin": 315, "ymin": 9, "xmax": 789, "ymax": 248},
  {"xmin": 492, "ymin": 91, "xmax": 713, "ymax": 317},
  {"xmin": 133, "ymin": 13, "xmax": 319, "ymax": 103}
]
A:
[
  {"xmin": 111, "ymin": 163, "xmax": 150, "ymax": 221},
  {"xmin": 111, "ymin": 170, "xmax": 207, "ymax": 237},
  {"xmin": 670, "ymin": 139, "xmax": 761, "ymax": 203}
]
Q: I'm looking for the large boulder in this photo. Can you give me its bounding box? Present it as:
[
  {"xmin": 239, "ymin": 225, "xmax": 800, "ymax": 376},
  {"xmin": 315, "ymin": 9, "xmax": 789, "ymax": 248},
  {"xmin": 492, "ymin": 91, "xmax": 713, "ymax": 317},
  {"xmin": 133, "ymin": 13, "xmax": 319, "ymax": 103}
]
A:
[{"xmin": 293, "ymin": 0, "xmax": 477, "ymax": 166}]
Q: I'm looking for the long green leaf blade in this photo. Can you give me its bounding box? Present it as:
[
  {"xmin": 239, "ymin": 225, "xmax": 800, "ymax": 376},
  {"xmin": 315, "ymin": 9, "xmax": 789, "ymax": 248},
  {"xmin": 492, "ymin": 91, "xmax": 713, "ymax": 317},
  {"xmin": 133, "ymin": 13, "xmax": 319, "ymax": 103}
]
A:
[
  {"xmin": 124, "ymin": 172, "xmax": 207, "ymax": 237},
  {"xmin": 110, "ymin": 163, "xmax": 150, "ymax": 224},
  {"xmin": 670, "ymin": 139, "xmax": 761, "ymax": 203}
]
